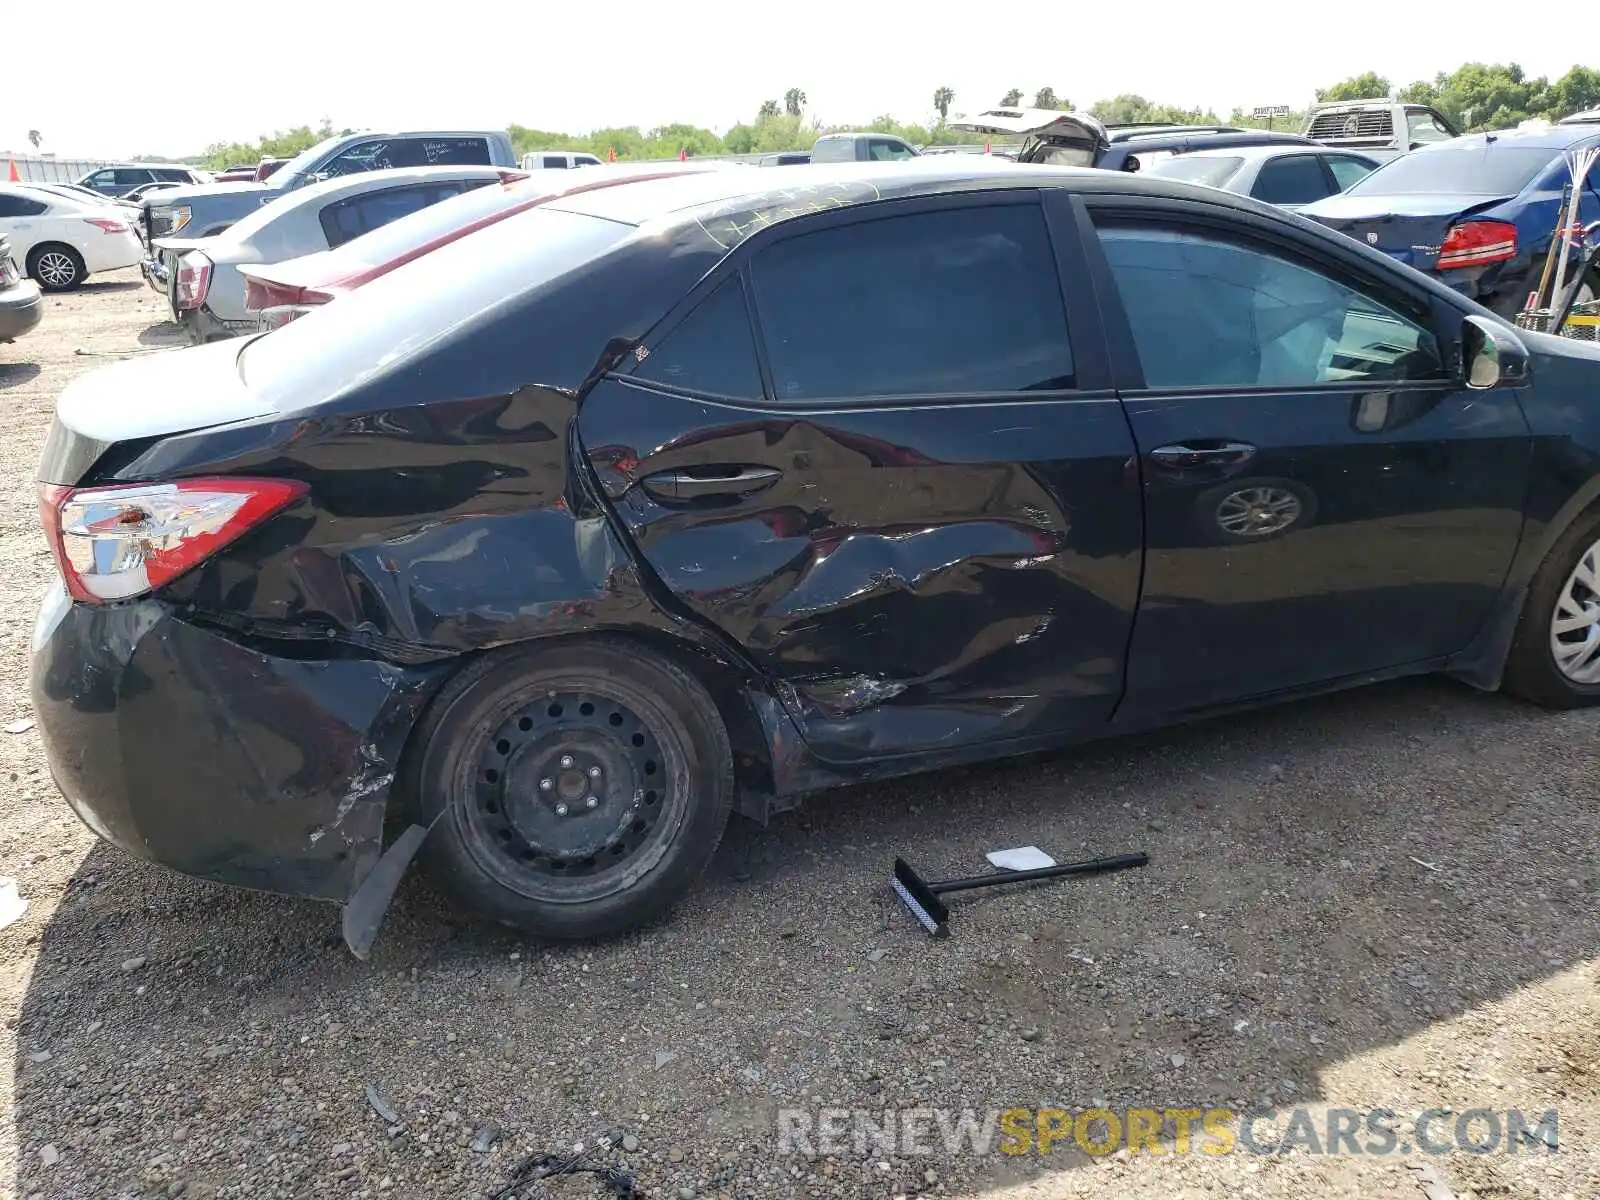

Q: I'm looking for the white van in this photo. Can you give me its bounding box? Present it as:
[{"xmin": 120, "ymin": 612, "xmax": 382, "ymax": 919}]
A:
[{"xmin": 519, "ymin": 151, "xmax": 604, "ymax": 170}]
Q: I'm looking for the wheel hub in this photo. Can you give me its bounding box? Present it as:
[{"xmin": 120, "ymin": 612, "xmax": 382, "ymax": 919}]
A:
[{"xmin": 471, "ymin": 691, "xmax": 668, "ymax": 879}]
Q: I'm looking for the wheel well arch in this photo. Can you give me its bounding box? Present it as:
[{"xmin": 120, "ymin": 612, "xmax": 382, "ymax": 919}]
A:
[{"xmin": 392, "ymin": 627, "xmax": 779, "ymax": 827}]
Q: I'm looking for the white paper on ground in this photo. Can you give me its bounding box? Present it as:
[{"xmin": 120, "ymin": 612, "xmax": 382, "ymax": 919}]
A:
[
  {"xmin": 0, "ymin": 878, "xmax": 27, "ymax": 930},
  {"xmin": 986, "ymin": 846, "xmax": 1057, "ymax": 871}
]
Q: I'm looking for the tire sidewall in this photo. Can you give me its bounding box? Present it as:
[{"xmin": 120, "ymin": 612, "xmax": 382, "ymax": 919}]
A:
[
  {"xmin": 407, "ymin": 639, "xmax": 734, "ymax": 939},
  {"xmin": 1506, "ymin": 509, "xmax": 1600, "ymax": 707}
]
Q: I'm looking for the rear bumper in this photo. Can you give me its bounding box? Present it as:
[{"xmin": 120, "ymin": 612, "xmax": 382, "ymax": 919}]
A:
[
  {"xmin": 0, "ymin": 279, "xmax": 42, "ymax": 342},
  {"xmin": 30, "ymin": 583, "xmax": 448, "ymax": 903},
  {"xmin": 177, "ymin": 304, "xmax": 255, "ymax": 344}
]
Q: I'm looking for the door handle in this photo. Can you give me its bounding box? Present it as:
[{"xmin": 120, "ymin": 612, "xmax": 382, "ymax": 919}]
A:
[
  {"xmin": 1149, "ymin": 441, "xmax": 1257, "ymax": 470},
  {"xmin": 640, "ymin": 466, "xmax": 781, "ymax": 501}
]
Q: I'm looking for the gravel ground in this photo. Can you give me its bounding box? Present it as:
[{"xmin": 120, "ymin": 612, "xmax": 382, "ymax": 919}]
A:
[{"xmin": 0, "ymin": 273, "xmax": 1596, "ymax": 1200}]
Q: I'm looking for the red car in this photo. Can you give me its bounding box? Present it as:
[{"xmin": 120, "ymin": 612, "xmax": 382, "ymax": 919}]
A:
[{"xmin": 237, "ymin": 161, "xmax": 729, "ymax": 330}]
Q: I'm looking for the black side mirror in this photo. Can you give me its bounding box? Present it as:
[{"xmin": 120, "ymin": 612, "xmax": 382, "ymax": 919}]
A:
[{"xmin": 1463, "ymin": 315, "xmax": 1529, "ymax": 390}]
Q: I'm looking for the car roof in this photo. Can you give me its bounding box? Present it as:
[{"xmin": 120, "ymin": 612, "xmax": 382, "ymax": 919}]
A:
[
  {"xmin": 536, "ymin": 156, "xmax": 1287, "ymax": 231},
  {"xmin": 1166, "ymin": 143, "xmax": 1370, "ymax": 163},
  {"xmin": 1414, "ymin": 124, "xmax": 1600, "ymax": 153},
  {"xmin": 274, "ymin": 164, "xmax": 512, "ymax": 207}
]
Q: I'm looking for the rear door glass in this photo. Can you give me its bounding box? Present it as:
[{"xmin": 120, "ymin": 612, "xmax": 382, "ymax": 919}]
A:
[
  {"xmin": 1251, "ymin": 156, "xmax": 1333, "ymax": 205},
  {"xmin": 633, "ymin": 278, "xmax": 763, "ymax": 399},
  {"xmin": 750, "ymin": 203, "xmax": 1075, "ymax": 400}
]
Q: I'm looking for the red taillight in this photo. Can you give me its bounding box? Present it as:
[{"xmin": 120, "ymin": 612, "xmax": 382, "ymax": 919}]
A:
[
  {"xmin": 1437, "ymin": 220, "xmax": 1518, "ymax": 270},
  {"xmin": 175, "ymin": 252, "xmax": 212, "ymax": 311},
  {"xmin": 243, "ymin": 276, "xmax": 306, "ymax": 312},
  {"xmin": 83, "ymin": 216, "xmax": 130, "ymax": 235},
  {"xmin": 39, "ymin": 478, "xmax": 306, "ymax": 604}
]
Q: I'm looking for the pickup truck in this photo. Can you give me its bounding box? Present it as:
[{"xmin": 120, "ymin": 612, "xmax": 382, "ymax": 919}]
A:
[
  {"xmin": 139, "ymin": 129, "xmax": 517, "ymax": 295},
  {"xmin": 1301, "ymin": 99, "xmax": 1461, "ymax": 163}
]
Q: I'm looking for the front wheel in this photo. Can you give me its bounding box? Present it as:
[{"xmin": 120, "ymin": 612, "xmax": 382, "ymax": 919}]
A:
[
  {"xmin": 406, "ymin": 638, "xmax": 734, "ymax": 939},
  {"xmin": 1503, "ymin": 510, "xmax": 1600, "ymax": 708}
]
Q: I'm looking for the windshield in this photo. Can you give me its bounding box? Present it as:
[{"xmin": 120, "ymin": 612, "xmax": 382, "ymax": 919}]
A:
[
  {"xmin": 1345, "ymin": 142, "xmax": 1560, "ymax": 196},
  {"xmin": 238, "ymin": 206, "xmax": 630, "ymax": 408},
  {"xmin": 1147, "ymin": 155, "xmax": 1244, "ymax": 188},
  {"xmin": 263, "ymin": 135, "xmax": 352, "ymax": 189}
]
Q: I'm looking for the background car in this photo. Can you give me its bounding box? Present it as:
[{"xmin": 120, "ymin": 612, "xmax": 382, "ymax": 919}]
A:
[
  {"xmin": 238, "ymin": 161, "xmax": 724, "ymax": 329},
  {"xmin": 0, "ymin": 184, "xmax": 143, "ymax": 291},
  {"xmin": 1300, "ymin": 123, "xmax": 1600, "ymax": 319},
  {"xmin": 120, "ymin": 181, "xmax": 183, "ymax": 204},
  {"xmin": 76, "ymin": 163, "xmax": 207, "ymax": 196},
  {"xmin": 809, "ymin": 132, "xmax": 919, "ymax": 162},
  {"xmin": 31, "ymin": 159, "xmax": 1600, "ymax": 954},
  {"xmin": 519, "ymin": 151, "xmax": 604, "ymax": 170},
  {"xmin": 0, "ymin": 235, "xmax": 42, "ymax": 343},
  {"xmin": 154, "ymin": 164, "xmax": 520, "ymax": 341},
  {"xmin": 22, "ymin": 182, "xmax": 141, "ymax": 215},
  {"xmin": 1144, "ymin": 145, "xmax": 1380, "ymax": 209},
  {"xmin": 950, "ymin": 108, "xmax": 1320, "ymax": 172}
]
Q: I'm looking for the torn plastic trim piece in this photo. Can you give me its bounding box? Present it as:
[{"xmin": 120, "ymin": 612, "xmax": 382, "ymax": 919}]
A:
[{"xmin": 342, "ymin": 812, "xmax": 444, "ymax": 959}]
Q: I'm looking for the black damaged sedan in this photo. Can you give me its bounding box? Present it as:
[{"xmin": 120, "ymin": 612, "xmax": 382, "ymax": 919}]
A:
[{"xmin": 31, "ymin": 159, "xmax": 1600, "ymax": 952}]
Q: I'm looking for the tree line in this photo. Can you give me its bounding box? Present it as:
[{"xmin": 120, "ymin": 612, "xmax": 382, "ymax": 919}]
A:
[{"xmin": 183, "ymin": 61, "xmax": 1600, "ymax": 168}]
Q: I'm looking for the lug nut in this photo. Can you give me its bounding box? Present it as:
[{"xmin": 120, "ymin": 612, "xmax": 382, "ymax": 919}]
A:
[
  {"xmin": 559, "ymin": 755, "xmax": 575, "ymax": 769},
  {"xmin": 586, "ymin": 796, "xmax": 599, "ymax": 809},
  {"xmin": 555, "ymin": 803, "xmax": 569, "ymax": 817},
  {"xmin": 588, "ymin": 766, "xmax": 602, "ymax": 778},
  {"xmin": 539, "ymin": 778, "xmax": 553, "ymax": 792}
]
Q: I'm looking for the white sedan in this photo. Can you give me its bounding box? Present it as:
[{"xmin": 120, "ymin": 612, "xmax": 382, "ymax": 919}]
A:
[
  {"xmin": 0, "ymin": 184, "xmax": 145, "ymax": 291},
  {"xmin": 1142, "ymin": 145, "xmax": 1382, "ymax": 211}
]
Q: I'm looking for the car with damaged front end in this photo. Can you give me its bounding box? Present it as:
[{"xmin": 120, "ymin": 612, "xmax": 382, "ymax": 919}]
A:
[{"xmin": 31, "ymin": 158, "xmax": 1600, "ymax": 956}]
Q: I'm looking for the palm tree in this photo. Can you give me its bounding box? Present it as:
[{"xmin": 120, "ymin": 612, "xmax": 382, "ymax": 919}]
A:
[
  {"xmin": 933, "ymin": 87, "xmax": 955, "ymax": 123},
  {"xmin": 784, "ymin": 88, "xmax": 806, "ymax": 118},
  {"xmin": 1033, "ymin": 87, "xmax": 1059, "ymax": 111},
  {"xmin": 27, "ymin": 130, "xmax": 41, "ymax": 150},
  {"xmin": 758, "ymin": 100, "xmax": 780, "ymax": 119},
  {"xmin": 1001, "ymin": 89, "xmax": 1023, "ymax": 107}
]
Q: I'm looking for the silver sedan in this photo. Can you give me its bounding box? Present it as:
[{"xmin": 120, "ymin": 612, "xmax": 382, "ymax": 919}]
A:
[{"xmin": 153, "ymin": 164, "xmax": 516, "ymax": 343}]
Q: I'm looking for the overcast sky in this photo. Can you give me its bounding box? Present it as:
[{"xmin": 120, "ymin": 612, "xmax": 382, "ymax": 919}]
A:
[{"xmin": 3, "ymin": 0, "xmax": 1584, "ymax": 158}]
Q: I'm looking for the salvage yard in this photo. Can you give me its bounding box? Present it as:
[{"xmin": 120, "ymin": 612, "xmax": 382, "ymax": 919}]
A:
[{"xmin": 0, "ymin": 275, "xmax": 1597, "ymax": 1200}]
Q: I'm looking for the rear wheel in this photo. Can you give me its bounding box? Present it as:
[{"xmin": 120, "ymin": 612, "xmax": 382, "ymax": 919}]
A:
[
  {"xmin": 407, "ymin": 639, "xmax": 734, "ymax": 939},
  {"xmin": 28, "ymin": 244, "xmax": 85, "ymax": 292},
  {"xmin": 1503, "ymin": 509, "xmax": 1600, "ymax": 708}
]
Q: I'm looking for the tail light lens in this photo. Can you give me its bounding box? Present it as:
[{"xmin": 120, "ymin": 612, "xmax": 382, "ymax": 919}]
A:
[
  {"xmin": 83, "ymin": 216, "xmax": 130, "ymax": 235},
  {"xmin": 175, "ymin": 252, "xmax": 212, "ymax": 310},
  {"xmin": 40, "ymin": 478, "xmax": 306, "ymax": 604},
  {"xmin": 1437, "ymin": 220, "xmax": 1518, "ymax": 269},
  {"xmin": 242, "ymin": 275, "xmax": 306, "ymax": 312}
]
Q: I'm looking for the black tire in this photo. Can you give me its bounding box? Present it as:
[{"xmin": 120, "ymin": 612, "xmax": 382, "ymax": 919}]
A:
[
  {"xmin": 1503, "ymin": 508, "xmax": 1600, "ymax": 709},
  {"xmin": 27, "ymin": 243, "xmax": 86, "ymax": 292},
  {"xmin": 1192, "ymin": 476, "xmax": 1317, "ymax": 545},
  {"xmin": 405, "ymin": 638, "xmax": 734, "ymax": 939}
]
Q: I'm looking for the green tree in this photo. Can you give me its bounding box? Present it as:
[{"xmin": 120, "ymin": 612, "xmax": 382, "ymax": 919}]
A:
[
  {"xmin": 1001, "ymin": 88, "xmax": 1023, "ymax": 107},
  {"xmin": 784, "ymin": 88, "xmax": 806, "ymax": 118},
  {"xmin": 758, "ymin": 99, "xmax": 780, "ymax": 119},
  {"xmin": 1092, "ymin": 95, "xmax": 1221, "ymax": 126},
  {"xmin": 1545, "ymin": 65, "xmax": 1600, "ymax": 119},
  {"xmin": 933, "ymin": 86, "xmax": 955, "ymax": 123},
  {"xmin": 1316, "ymin": 73, "xmax": 1392, "ymax": 103},
  {"xmin": 1033, "ymin": 87, "xmax": 1062, "ymax": 111}
]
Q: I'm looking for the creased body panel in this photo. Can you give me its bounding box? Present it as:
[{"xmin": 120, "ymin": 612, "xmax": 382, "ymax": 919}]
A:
[{"xmin": 579, "ymin": 380, "xmax": 1143, "ymax": 763}]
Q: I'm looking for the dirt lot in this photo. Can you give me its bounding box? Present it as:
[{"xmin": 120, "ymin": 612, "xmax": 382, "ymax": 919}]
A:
[{"xmin": 0, "ymin": 273, "xmax": 1596, "ymax": 1200}]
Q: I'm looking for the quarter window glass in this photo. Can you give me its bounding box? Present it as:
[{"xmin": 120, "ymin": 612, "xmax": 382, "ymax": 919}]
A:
[
  {"xmin": 0, "ymin": 194, "xmax": 48, "ymax": 217},
  {"xmin": 1097, "ymin": 225, "xmax": 1445, "ymax": 389},
  {"xmin": 1251, "ymin": 156, "xmax": 1332, "ymax": 205},
  {"xmin": 634, "ymin": 278, "xmax": 763, "ymax": 399},
  {"xmin": 320, "ymin": 183, "xmax": 478, "ymax": 249},
  {"xmin": 752, "ymin": 205, "xmax": 1074, "ymax": 400}
]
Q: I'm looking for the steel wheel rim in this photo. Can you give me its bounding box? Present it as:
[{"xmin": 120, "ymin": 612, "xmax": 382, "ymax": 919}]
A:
[
  {"xmin": 1550, "ymin": 537, "xmax": 1600, "ymax": 684},
  {"xmin": 36, "ymin": 252, "xmax": 76, "ymax": 287},
  {"xmin": 1215, "ymin": 486, "xmax": 1301, "ymax": 537},
  {"xmin": 458, "ymin": 688, "xmax": 686, "ymax": 903}
]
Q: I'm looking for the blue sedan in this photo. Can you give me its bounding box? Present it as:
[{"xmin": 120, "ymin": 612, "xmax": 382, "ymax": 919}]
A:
[{"xmin": 1301, "ymin": 124, "xmax": 1600, "ymax": 319}]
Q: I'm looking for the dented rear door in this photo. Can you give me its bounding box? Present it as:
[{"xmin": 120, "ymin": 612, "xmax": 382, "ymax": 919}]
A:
[{"xmin": 577, "ymin": 190, "xmax": 1143, "ymax": 763}]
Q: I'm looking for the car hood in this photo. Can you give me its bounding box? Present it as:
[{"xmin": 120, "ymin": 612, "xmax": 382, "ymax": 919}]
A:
[{"xmin": 949, "ymin": 108, "xmax": 1110, "ymax": 147}]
